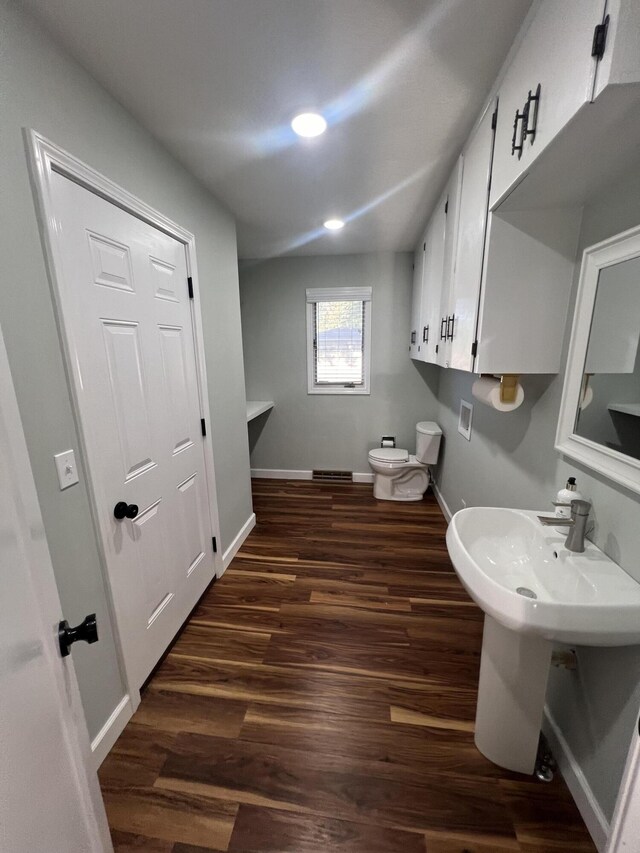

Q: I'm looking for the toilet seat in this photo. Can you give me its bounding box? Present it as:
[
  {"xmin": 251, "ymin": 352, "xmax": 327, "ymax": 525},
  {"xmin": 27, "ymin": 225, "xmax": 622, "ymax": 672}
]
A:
[{"xmin": 368, "ymin": 447, "xmax": 409, "ymax": 463}]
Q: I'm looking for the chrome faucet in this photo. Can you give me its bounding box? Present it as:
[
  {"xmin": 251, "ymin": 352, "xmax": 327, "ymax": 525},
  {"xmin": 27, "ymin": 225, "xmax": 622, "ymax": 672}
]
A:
[{"xmin": 537, "ymin": 499, "xmax": 592, "ymax": 553}]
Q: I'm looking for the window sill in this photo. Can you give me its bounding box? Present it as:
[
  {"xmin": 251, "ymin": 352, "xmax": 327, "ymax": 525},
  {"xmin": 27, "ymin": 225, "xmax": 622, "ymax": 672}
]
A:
[{"xmin": 308, "ymin": 386, "xmax": 370, "ymax": 396}]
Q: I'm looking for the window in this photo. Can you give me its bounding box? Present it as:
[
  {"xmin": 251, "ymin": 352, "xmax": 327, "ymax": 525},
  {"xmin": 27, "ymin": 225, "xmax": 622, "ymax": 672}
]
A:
[{"xmin": 306, "ymin": 287, "xmax": 371, "ymax": 395}]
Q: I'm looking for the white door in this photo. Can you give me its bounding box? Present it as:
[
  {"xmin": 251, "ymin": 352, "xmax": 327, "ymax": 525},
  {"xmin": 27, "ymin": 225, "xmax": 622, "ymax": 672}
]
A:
[
  {"xmin": 449, "ymin": 100, "xmax": 496, "ymax": 372},
  {"xmin": 48, "ymin": 171, "xmax": 216, "ymax": 691},
  {"xmin": 0, "ymin": 324, "xmax": 111, "ymax": 853}
]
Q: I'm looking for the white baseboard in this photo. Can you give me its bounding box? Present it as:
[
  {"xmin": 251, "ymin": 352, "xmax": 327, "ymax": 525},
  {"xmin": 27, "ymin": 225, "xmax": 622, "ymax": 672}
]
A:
[
  {"xmin": 352, "ymin": 472, "xmax": 374, "ymax": 483},
  {"xmin": 251, "ymin": 468, "xmax": 374, "ymax": 484},
  {"xmin": 432, "ymin": 481, "xmax": 453, "ymax": 522},
  {"xmin": 543, "ymin": 706, "xmax": 609, "ymax": 852},
  {"xmin": 222, "ymin": 512, "xmax": 256, "ymax": 570},
  {"xmin": 91, "ymin": 694, "xmax": 133, "ymax": 769},
  {"xmin": 251, "ymin": 468, "xmax": 312, "ymax": 480}
]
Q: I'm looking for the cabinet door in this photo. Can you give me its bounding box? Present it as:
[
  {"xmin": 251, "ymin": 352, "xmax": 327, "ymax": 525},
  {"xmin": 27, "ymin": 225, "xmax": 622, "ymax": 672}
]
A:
[
  {"xmin": 437, "ymin": 157, "xmax": 463, "ymax": 368},
  {"xmin": 409, "ymin": 240, "xmax": 425, "ymax": 361},
  {"xmin": 448, "ymin": 101, "xmax": 497, "ymax": 372},
  {"xmin": 490, "ymin": 0, "xmax": 605, "ymax": 207},
  {"xmin": 419, "ymin": 200, "xmax": 447, "ymax": 365}
]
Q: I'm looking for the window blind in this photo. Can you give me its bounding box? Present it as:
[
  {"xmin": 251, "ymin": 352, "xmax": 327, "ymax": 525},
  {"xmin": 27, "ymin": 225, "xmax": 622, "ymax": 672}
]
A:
[{"xmin": 313, "ymin": 299, "xmax": 365, "ymax": 386}]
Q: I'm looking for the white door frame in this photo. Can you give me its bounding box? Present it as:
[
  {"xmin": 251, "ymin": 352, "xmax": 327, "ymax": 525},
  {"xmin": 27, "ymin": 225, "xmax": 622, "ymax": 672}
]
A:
[
  {"xmin": 606, "ymin": 714, "xmax": 640, "ymax": 852},
  {"xmin": 25, "ymin": 129, "xmax": 223, "ymax": 706},
  {"xmin": 0, "ymin": 320, "xmax": 112, "ymax": 852}
]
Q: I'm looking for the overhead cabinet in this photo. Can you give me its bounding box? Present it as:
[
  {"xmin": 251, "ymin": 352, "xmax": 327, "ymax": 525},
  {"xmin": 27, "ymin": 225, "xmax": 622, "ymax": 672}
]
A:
[
  {"xmin": 409, "ymin": 0, "xmax": 640, "ymax": 377},
  {"xmin": 490, "ymin": 0, "xmax": 608, "ymax": 207}
]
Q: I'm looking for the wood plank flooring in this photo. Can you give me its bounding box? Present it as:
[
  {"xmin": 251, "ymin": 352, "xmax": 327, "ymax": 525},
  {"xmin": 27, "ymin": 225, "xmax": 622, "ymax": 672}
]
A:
[{"xmin": 99, "ymin": 480, "xmax": 597, "ymax": 853}]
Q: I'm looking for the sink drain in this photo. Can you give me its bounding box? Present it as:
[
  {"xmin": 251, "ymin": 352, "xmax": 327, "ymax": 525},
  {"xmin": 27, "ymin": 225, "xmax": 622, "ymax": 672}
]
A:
[{"xmin": 516, "ymin": 586, "xmax": 537, "ymax": 599}]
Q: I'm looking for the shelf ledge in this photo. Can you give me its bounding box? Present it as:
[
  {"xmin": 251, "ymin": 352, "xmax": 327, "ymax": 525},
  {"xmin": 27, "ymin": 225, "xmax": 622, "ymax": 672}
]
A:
[
  {"xmin": 608, "ymin": 403, "xmax": 640, "ymax": 418},
  {"xmin": 246, "ymin": 400, "xmax": 274, "ymax": 422}
]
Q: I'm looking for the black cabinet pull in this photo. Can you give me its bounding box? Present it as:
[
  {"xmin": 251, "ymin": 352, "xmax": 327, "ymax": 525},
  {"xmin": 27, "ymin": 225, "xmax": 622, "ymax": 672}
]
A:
[
  {"xmin": 58, "ymin": 614, "xmax": 99, "ymax": 657},
  {"xmin": 511, "ymin": 106, "xmax": 526, "ymax": 158},
  {"xmin": 114, "ymin": 501, "xmax": 139, "ymax": 520},
  {"xmin": 423, "ymin": 325, "xmax": 429, "ymax": 343},
  {"xmin": 410, "ymin": 330, "xmax": 416, "ymax": 345},
  {"xmin": 440, "ymin": 318, "xmax": 447, "ymax": 340},
  {"xmin": 446, "ymin": 315, "xmax": 455, "ymax": 341},
  {"xmin": 523, "ymin": 83, "xmax": 541, "ymax": 145}
]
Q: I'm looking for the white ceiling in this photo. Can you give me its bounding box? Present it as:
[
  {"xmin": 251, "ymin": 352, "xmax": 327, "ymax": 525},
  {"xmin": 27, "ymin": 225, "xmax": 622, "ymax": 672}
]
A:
[{"xmin": 23, "ymin": 0, "xmax": 532, "ymax": 258}]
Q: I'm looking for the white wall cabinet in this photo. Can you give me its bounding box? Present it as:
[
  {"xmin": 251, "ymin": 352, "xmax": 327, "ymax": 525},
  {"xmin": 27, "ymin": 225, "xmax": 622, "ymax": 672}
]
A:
[
  {"xmin": 490, "ymin": 0, "xmax": 606, "ymax": 208},
  {"xmin": 409, "ymin": 0, "xmax": 640, "ymax": 378},
  {"xmin": 409, "ymin": 230, "xmax": 426, "ymax": 360},
  {"xmin": 446, "ymin": 102, "xmax": 496, "ymax": 372},
  {"xmin": 409, "ymin": 162, "xmax": 461, "ymax": 368},
  {"xmin": 419, "ymin": 194, "xmax": 447, "ymax": 365}
]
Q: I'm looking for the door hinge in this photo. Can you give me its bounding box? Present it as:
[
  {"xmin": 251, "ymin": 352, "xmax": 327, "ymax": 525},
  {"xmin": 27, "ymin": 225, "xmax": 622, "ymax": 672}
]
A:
[
  {"xmin": 187, "ymin": 276, "xmax": 194, "ymax": 299},
  {"xmin": 471, "ymin": 340, "xmax": 478, "ymax": 358},
  {"xmin": 201, "ymin": 418, "xmax": 206, "ymax": 437},
  {"xmin": 423, "ymin": 242, "xmax": 426, "ymax": 251},
  {"xmin": 491, "ymin": 106, "xmax": 498, "ymax": 130},
  {"xmin": 212, "ymin": 536, "xmax": 217, "ymax": 553},
  {"xmin": 444, "ymin": 198, "xmax": 449, "ymax": 215},
  {"xmin": 591, "ymin": 15, "xmax": 609, "ymax": 60}
]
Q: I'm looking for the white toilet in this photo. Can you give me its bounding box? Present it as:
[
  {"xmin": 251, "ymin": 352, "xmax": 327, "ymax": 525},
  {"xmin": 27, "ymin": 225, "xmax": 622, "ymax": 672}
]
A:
[{"xmin": 368, "ymin": 421, "xmax": 442, "ymax": 502}]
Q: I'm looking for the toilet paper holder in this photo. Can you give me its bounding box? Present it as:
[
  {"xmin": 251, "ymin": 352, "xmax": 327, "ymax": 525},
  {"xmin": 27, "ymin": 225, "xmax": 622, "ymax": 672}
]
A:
[
  {"xmin": 381, "ymin": 435, "xmax": 396, "ymax": 448},
  {"xmin": 490, "ymin": 374, "xmax": 521, "ymax": 404}
]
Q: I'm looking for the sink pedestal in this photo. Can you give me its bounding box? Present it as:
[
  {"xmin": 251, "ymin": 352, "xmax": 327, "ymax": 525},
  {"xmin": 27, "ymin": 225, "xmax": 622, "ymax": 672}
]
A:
[{"xmin": 475, "ymin": 615, "xmax": 552, "ymax": 775}]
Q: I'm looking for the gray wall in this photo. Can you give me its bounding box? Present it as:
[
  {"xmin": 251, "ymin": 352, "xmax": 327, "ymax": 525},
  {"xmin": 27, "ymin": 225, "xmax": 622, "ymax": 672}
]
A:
[
  {"xmin": 0, "ymin": 0, "xmax": 252, "ymax": 739},
  {"xmin": 240, "ymin": 253, "xmax": 440, "ymax": 473},
  {"xmin": 435, "ymin": 167, "xmax": 640, "ymax": 822}
]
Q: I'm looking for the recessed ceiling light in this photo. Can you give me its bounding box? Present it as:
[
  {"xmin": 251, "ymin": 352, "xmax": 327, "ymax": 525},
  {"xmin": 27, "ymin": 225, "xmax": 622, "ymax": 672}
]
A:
[
  {"xmin": 291, "ymin": 112, "xmax": 327, "ymax": 138},
  {"xmin": 324, "ymin": 218, "xmax": 345, "ymax": 231}
]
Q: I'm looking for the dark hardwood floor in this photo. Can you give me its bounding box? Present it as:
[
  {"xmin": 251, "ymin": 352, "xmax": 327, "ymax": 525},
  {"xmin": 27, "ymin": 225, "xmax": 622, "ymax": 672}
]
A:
[{"xmin": 99, "ymin": 480, "xmax": 597, "ymax": 853}]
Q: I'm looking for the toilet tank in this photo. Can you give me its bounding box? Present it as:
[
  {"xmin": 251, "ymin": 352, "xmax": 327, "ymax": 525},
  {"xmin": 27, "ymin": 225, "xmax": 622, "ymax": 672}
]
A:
[{"xmin": 415, "ymin": 421, "xmax": 442, "ymax": 464}]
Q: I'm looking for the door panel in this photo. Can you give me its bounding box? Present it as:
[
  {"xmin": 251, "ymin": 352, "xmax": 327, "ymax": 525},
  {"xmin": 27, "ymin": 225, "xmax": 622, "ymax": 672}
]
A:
[
  {"xmin": 0, "ymin": 324, "xmax": 110, "ymax": 852},
  {"xmin": 419, "ymin": 198, "xmax": 447, "ymax": 365},
  {"xmin": 101, "ymin": 320, "xmax": 156, "ymax": 481},
  {"xmin": 437, "ymin": 157, "xmax": 463, "ymax": 368},
  {"xmin": 449, "ymin": 101, "xmax": 496, "ymax": 372},
  {"xmin": 49, "ymin": 171, "xmax": 215, "ymax": 690}
]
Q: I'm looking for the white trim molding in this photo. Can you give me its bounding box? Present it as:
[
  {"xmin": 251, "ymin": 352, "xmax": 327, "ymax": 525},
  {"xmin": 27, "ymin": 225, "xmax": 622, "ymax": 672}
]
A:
[
  {"xmin": 251, "ymin": 468, "xmax": 313, "ymax": 480},
  {"xmin": 222, "ymin": 513, "xmax": 256, "ymax": 570},
  {"xmin": 352, "ymin": 472, "xmax": 374, "ymax": 483},
  {"xmin": 432, "ymin": 482, "xmax": 453, "ymax": 522},
  {"xmin": 556, "ymin": 223, "xmax": 640, "ymax": 495},
  {"xmin": 543, "ymin": 706, "xmax": 609, "ymax": 852},
  {"xmin": 90, "ymin": 694, "xmax": 133, "ymax": 770},
  {"xmin": 251, "ymin": 468, "xmax": 374, "ymax": 484}
]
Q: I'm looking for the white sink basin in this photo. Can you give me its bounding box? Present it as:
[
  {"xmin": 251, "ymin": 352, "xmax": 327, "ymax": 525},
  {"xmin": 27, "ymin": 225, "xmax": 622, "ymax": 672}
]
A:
[
  {"xmin": 446, "ymin": 506, "xmax": 640, "ymax": 646},
  {"xmin": 446, "ymin": 506, "xmax": 640, "ymax": 776}
]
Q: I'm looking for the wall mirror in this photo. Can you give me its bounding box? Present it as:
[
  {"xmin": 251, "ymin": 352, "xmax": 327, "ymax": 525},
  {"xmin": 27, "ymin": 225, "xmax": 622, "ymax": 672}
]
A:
[{"xmin": 556, "ymin": 224, "xmax": 640, "ymax": 494}]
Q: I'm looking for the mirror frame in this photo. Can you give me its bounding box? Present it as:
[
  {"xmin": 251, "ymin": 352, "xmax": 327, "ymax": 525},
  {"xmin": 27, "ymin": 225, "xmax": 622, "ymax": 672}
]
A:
[{"xmin": 556, "ymin": 223, "xmax": 640, "ymax": 495}]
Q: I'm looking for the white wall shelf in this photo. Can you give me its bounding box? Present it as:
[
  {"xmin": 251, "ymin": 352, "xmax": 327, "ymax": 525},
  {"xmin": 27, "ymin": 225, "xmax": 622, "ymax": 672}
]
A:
[
  {"xmin": 246, "ymin": 400, "xmax": 274, "ymax": 422},
  {"xmin": 609, "ymin": 403, "xmax": 640, "ymax": 418}
]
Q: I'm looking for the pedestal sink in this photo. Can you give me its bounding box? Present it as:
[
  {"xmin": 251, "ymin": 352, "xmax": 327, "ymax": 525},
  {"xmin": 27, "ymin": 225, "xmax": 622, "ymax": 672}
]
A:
[{"xmin": 446, "ymin": 506, "xmax": 640, "ymax": 774}]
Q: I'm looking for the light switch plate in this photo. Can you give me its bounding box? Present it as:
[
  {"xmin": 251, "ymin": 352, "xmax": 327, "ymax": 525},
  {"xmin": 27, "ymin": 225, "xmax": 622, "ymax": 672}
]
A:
[{"xmin": 54, "ymin": 449, "xmax": 79, "ymax": 490}]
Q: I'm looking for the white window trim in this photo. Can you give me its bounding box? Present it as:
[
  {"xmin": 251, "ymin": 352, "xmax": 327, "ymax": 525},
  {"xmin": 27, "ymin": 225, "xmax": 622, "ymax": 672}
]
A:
[{"xmin": 306, "ymin": 287, "xmax": 372, "ymax": 396}]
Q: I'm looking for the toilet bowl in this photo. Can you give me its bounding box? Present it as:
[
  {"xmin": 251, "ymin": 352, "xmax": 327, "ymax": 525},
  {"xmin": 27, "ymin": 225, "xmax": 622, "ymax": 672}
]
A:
[{"xmin": 368, "ymin": 421, "xmax": 442, "ymax": 502}]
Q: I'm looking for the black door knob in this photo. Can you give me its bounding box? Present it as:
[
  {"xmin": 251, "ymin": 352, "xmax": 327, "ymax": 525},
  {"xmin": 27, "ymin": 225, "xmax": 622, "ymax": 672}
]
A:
[
  {"xmin": 58, "ymin": 614, "xmax": 99, "ymax": 657},
  {"xmin": 114, "ymin": 501, "xmax": 139, "ymax": 520}
]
